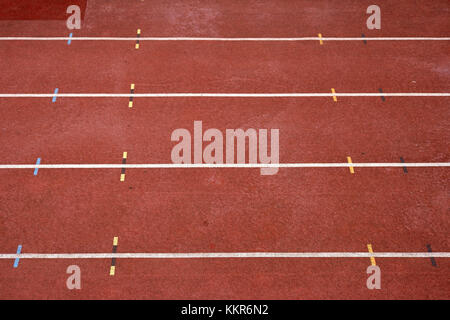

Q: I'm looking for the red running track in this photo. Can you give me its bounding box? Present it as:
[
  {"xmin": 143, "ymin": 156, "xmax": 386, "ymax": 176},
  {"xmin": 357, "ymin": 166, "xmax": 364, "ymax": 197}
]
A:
[{"xmin": 0, "ymin": 0, "xmax": 449, "ymax": 299}]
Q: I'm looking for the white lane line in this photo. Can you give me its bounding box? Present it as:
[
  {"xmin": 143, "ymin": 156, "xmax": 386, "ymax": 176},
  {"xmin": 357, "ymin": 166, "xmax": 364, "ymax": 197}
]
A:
[
  {"xmin": 0, "ymin": 37, "xmax": 449, "ymax": 41},
  {"xmin": 0, "ymin": 163, "xmax": 449, "ymax": 169},
  {"xmin": 1, "ymin": 252, "xmax": 449, "ymax": 259},
  {"xmin": 0, "ymin": 93, "xmax": 449, "ymax": 98}
]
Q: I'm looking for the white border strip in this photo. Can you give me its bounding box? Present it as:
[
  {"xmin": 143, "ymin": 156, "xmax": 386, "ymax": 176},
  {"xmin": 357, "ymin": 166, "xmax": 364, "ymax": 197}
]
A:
[
  {"xmin": 0, "ymin": 163, "xmax": 449, "ymax": 169},
  {"xmin": 0, "ymin": 252, "xmax": 449, "ymax": 259},
  {"xmin": 0, "ymin": 93, "xmax": 449, "ymax": 98},
  {"xmin": 0, "ymin": 37, "xmax": 449, "ymax": 41}
]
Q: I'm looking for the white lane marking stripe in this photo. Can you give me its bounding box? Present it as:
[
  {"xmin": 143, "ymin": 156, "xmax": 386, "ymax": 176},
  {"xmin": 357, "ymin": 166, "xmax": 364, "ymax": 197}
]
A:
[
  {"xmin": 0, "ymin": 37, "xmax": 449, "ymax": 41},
  {"xmin": 0, "ymin": 163, "xmax": 449, "ymax": 169},
  {"xmin": 0, "ymin": 93, "xmax": 449, "ymax": 98},
  {"xmin": 1, "ymin": 252, "xmax": 449, "ymax": 259}
]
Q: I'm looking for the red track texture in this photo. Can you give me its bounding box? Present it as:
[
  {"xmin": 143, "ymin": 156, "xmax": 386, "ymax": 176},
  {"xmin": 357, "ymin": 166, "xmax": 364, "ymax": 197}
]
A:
[
  {"xmin": 0, "ymin": 0, "xmax": 88, "ymax": 20},
  {"xmin": 0, "ymin": 0, "xmax": 449, "ymax": 299}
]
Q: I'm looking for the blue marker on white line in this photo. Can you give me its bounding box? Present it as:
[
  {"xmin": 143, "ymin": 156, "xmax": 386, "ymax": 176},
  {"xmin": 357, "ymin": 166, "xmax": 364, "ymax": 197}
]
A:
[
  {"xmin": 52, "ymin": 88, "xmax": 59, "ymax": 103},
  {"xmin": 68, "ymin": 33, "xmax": 73, "ymax": 45},
  {"xmin": 34, "ymin": 158, "xmax": 41, "ymax": 175},
  {"xmin": 14, "ymin": 245, "xmax": 22, "ymax": 268}
]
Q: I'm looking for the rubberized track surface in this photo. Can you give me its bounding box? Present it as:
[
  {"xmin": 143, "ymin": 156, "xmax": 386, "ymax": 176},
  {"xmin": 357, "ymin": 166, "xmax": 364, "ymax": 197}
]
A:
[{"xmin": 0, "ymin": 0, "xmax": 449, "ymax": 299}]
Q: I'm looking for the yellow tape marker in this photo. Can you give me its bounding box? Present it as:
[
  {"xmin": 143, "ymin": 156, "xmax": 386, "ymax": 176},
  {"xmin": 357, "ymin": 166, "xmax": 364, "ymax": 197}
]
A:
[
  {"xmin": 367, "ymin": 244, "xmax": 376, "ymax": 266},
  {"xmin": 128, "ymin": 84, "xmax": 135, "ymax": 108},
  {"xmin": 331, "ymin": 88, "xmax": 337, "ymax": 102},
  {"xmin": 318, "ymin": 33, "xmax": 323, "ymax": 45},
  {"xmin": 120, "ymin": 152, "xmax": 127, "ymax": 181},
  {"xmin": 109, "ymin": 236, "xmax": 119, "ymax": 276},
  {"xmin": 347, "ymin": 156, "xmax": 354, "ymax": 174},
  {"xmin": 135, "ymin": 29, "xmax": 141, "ymax": 49}
]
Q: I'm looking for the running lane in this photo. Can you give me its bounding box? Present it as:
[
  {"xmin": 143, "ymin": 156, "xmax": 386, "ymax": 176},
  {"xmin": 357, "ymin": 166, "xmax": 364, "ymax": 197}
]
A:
[
  {"xmin": 0, "ymin": 0, "xmax": 448, "ymax": 299},
  {"xmin": 0, "ymin": 258, "xmax": 448, "ymax": 299},
  {"xmin": 0, "ymin": 164, "xmax": 448, "ymax": 298}
]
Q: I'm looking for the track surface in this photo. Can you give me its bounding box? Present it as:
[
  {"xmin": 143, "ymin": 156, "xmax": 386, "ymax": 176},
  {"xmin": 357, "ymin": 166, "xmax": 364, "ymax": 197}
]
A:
[{"xmin": 0, "ymin": 0, "xmax": 449, "ymax": 299}]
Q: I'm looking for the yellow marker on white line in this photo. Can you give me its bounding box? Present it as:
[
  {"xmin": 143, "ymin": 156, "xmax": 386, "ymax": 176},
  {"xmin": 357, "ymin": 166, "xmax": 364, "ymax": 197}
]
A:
[
  {"xmin": 347, "ymin": 156, "xmax": 354, "ymax": 174},
  {"xmin": 318, "ymin": 33, "xmax": 323, "ymax": 45},
  {"xmin": 120, "ymin": 152, "xmax": 127, "ymax": 181},
  {"xmin": 129, "ymin": 84, "xmax": 135, "ymax": 108},
  {"xmin": 331, "ymin": 88, "xmax": 337, "ymax": 102},
  {"xmin": 109, "ymin": 237, "xmax": 118, "ymax": 276},
  {"xmin": 135, "ymin": 29, "xmax": 141, "ymax": 49},
  {"xmin": 367, "ymin": 244, "xmax": 376, "ymax": 266}
]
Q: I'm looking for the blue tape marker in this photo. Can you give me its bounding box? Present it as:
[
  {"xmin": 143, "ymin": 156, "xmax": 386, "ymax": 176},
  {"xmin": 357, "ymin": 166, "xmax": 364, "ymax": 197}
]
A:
[
  {"xmin": 14, "ymin": 245, "xmax": 22, "ymax": 268},
  {"xmin": 34, "ymin": 158, "xmax": 41, "ymax": 176},
  {"xmin": 68, "ymin": 33, "xmax": 73, "ymax": 45},
  {"xmin": 52, "ymin": 88, "xmax": 59, "ymax": 103}
]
